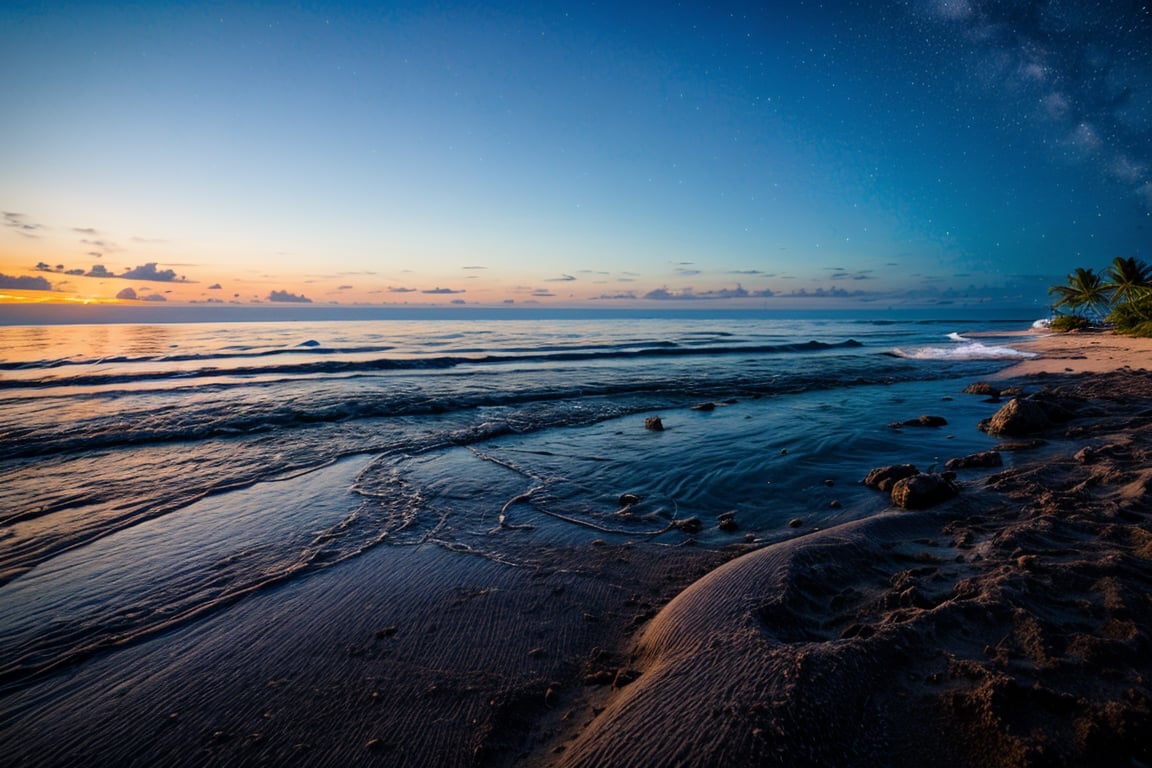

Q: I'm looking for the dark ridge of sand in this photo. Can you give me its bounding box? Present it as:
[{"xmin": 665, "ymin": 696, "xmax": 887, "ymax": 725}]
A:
[{"xmin": 543, "ymin": 369, "xmax": 1152, "ymax": 767}]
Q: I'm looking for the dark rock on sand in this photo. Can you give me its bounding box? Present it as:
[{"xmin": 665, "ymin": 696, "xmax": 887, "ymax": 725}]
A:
[
  {"xmin": 963, "ymin": 382, "xmax": 1000, "ymax": 397},
  {"xmin": 890, "ymin": 473, "xmax": 959, "ymax": 509},
  {"xmin": 982, "ymin": 397, "xmax": 1052, "ymax": 436},
  {"xmin": 944, "ymin": 451, "xmax": 1003, "ymax": 470},
  {"xmin": 864, "ymin": 464, "xmax": 919, "ymax": 493},
  {"xmin": 644, "ymin": 416, "xmax": 664, "ymax": 431}
]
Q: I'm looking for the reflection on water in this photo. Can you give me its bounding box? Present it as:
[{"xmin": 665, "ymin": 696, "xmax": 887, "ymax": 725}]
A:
[{"xmin": 122, "ymin": 325, "xmax": 173, "ymax": 356}]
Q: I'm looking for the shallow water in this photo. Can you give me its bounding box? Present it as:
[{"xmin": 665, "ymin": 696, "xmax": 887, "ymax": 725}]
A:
[{"xmin": 0, "ymin": 309, "xmax": 1040, "ymax": 698}]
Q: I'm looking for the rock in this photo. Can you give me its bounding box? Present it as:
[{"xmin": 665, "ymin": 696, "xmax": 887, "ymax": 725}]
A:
[
  {"xmin": 864, "ymin": 464, "xmax": 919, "ymax": 492},
  {"xmin": 944, "ymin": 451, "xmax": 1003, "ymax": 470},
  {"xmin": 890, "ymin": 473, "xmax": 959, "ymax": 509},
  {"xmin": 788, "ymin": 518, "xmax": 804, "ymax": 528},
  {"xmin": 963, "ymin": 382, "xmax": 1000, "ymax": 397},
  {"xmin": 584, "ymin": 670, "xmax": 615, "ymax": 686},
  {"xmin": 690, "ymin": 402, "xmax": 716, "ymax": 411},
  {"xmin": 995, "ymin": 439, "xmax": 1047, "ymax": 451},
  {"xmin": 983, "ymin": 398, "xmax": 1051, "ymax": 436},
  {"xmin": 644, "ymin": 416, "xmax": 664, "ymax": 431},
  {"xmin": 618, "ymin": 493, "xmax": 642, "ymax": 506},
  {"xmin": 890, "ymin": 415, "xmax": 948, "ymax": 428},
  {"xmin": 914, "ymin": 415, "xmax": 948, "ymax": 427},
  {"xmin": 669, "ymin": 517, "xmax": 701, "ymax": 533},
  {"xmin": 717, "ymin": 512, "xmax": 739, "ymax": 531},
  {"xmin": 829, "ymin": 500, "xmax": 842, "ymax": 509}
]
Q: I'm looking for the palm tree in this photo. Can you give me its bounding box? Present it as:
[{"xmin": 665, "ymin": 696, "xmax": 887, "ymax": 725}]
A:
[
  {"xmin": 1104, "ymin": 256, "xmax": 1152, "ymax": 306},
  {"xmin": 1049, "ymin": 267, "xmax": 1111, "ymax": 320}
]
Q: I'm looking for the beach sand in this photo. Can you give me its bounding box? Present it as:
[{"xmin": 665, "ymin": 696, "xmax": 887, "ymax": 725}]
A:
[
  {"xmin": 2, "ymin": 333, "xmax": 1150, "ymax": 767},
  {"xmin": 995, "ymin": 329, "xmax": 1152, "ymax": 378}
]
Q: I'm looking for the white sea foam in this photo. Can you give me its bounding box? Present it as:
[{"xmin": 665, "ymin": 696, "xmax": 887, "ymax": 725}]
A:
[{"xmin": 891, "ymin": 334, "xmax": 1037, "ymax": 361}]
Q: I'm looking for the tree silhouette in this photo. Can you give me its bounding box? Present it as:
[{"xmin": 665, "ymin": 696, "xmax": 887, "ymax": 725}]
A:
[
  {"xmin": 1048, "ymin": 267, "xmax": 1111, "ymax": 320},
  {"xmin": 1103, "ymin": 256, "xmax": 1152, "ymax": 306}
]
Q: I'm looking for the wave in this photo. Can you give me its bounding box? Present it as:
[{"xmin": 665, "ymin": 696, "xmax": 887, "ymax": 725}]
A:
[
  {"xmin": 0, "ymin": 339, "xmax": 865, "ymax": 390},
  {"xmin": 889, "ymin": 338, "xmax": 1036, "ymax": 361}
]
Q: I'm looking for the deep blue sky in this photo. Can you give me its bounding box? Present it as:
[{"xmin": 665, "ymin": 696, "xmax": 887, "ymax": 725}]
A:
[{"xmin": 1, "ymin": 1, "xmax": 1149, "ymax": 308}]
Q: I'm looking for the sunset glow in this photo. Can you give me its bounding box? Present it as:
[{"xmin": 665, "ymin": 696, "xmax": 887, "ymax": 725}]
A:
[{"xmin": 2, "ymin": 2, "xmax": 1148, "ymax": 313}]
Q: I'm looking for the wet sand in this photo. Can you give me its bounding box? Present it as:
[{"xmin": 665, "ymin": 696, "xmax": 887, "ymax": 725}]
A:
[{"xmin": 2, "ymin": 333, "xmax": 1151, "ymax": 767}]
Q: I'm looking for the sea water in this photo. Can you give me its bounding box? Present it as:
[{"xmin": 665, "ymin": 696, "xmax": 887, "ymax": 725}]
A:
[{"xmin": 0, "ymin": 308, "xmax": 1041, "ymax": 703}]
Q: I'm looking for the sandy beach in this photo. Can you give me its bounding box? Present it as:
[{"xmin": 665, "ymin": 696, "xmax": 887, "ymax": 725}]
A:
[
  {"xmin": 2, "ymin": 330, "xmax": 1150, "ymax": 767},
  {"xmin": 995, "ymin": 329, "xmax": 1152, "ymax": 378}
]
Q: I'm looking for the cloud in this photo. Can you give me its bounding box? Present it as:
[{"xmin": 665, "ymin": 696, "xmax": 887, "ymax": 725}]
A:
[
  {"xmin": 462, "ymin": 265, "xmax": 487, "ymax": 270},
  {"xmin": 531, "ymin": 289, "xmax": 556, "ymax": 297},
  {"xmin": 643, "ymin": 284, "xmax": 773, "ymax": 301},
  {"xmin": 208, "ymin": 283, "xmax": 222, "ymax": 290},
  {"xmin": 80, "ymin": 238, "xmax": 114, "ymax": 251},
  {"xmin": 2, "ymin": 211, "xmax": 40, "ymax": 236},
  {"xmin": 337, "ymin": 285, "xmax": 353, "ymax": 290},
  {"xmin": 72, "ymin": 227, "xmax": 98, "ymax": 235},
  {"xmin": 122, "ymin": 263, "xmax": 181, "ymax": 282},
  {"xmin": 269, "ymin": 289, "xmax": 312, "ymax": 303},
  {"xmin": 596, "ymin": 292, "xmax": 638, "ymax": 300},
  {"xmin": 676, "ymin": 268, "xmax": 702, "ymax": 276},
  {"xmin": 545, "ymin": 274, "xmax": 576, "ymax": 282},
  {"xmin": 422, "ymin": 287, "xmax": 466, "ymax": 294},
  {"xmin": 827, "ymin": 268, "xmax": 875, "ymax": 281},
  {"xmin": 779, "ymin": 287, "xmax": 867, "ymax": 299},
  {"xmin": 88, "ymin": 264, "xmax": 112, "ymax": 277},
  {"xmin": 66, "ymin": 268, "xmax": 85, "ymax": 276},
  {"xmin": 0, "ymin": 273, "xmax": 52, "ymax": 290},
  {"xmin": 450, "ymin": 298, "xmax": 467, "ymax": 305},
  {"xmin": 388, "ymin": 286, "xmax": 418, "ymax": 293},
  {"xmin": 141, "ymin": 293, "xmax": 167, "ymax": 302},
  {"xmin": 115, "ymin": 287, "xmax": 138, "ymax": 300}
]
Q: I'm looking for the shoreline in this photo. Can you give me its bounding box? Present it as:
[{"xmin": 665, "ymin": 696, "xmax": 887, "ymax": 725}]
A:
[
  {"xmin": 2, "ymin": 331, "xmax": 1150, "ymax": 766},
  {"xmin": 994, "ymin": 329, "xmax": 1152, "ymax": 378},
  {"xmin": 542, "ymin": 337, "xmax": 1152, "ymax": 765}
]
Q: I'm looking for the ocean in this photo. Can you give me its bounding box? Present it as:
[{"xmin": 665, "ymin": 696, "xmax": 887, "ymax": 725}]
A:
[{"xmin": 0, "ymin": 307, "xmax": 1043, "ymax": 715}]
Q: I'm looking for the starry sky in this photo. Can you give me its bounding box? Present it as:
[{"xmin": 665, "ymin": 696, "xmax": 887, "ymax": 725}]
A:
[{"xmin": 1, "ymin": 0, "xmax": 1149, "ymax": 309}]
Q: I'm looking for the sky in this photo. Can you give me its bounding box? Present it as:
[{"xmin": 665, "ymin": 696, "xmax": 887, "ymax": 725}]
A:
[{"xmin": 1, "ymin": 0, "xmax": 1150, "ymax": 310}]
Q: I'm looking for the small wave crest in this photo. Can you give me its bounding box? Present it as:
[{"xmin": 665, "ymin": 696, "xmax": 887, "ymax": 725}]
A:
[{"xmin": 891, "ymin": 335, "xmax": 1036, "ymax": 361}]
